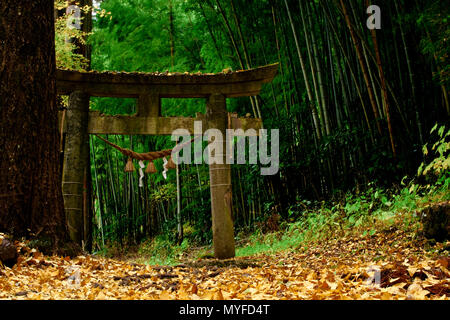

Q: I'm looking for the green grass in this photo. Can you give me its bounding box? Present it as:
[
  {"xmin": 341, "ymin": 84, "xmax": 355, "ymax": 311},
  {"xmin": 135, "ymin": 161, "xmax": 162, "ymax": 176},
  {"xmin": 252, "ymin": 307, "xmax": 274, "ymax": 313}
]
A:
[
  {"xmin": 133, "ymin": 236, "xmax": 192, "ymax": 266},
  {"xmin": 236, "ymin": 224, "xmax": 305, "ymax": 257}
]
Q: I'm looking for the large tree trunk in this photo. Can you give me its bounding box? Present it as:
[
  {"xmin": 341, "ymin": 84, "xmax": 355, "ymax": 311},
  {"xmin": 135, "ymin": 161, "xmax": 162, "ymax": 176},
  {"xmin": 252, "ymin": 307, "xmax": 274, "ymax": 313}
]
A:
[{"xmin": 0, "ymin": 1, "xmax": 70, "ymax": 253}]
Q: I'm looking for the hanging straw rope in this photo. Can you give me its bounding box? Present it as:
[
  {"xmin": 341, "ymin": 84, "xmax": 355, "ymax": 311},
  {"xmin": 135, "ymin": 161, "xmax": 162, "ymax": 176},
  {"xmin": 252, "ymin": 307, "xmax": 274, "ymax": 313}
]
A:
[{"xmin": 93, "ymin": 134, "xmax": 200, "ymax": 161}]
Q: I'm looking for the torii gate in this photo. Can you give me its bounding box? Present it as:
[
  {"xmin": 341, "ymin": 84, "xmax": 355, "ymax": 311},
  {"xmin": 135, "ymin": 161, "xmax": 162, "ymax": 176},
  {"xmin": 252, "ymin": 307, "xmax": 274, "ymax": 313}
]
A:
[{"xmin": 57, "ymin": 63, "xmax": 278, "ymax": 259}]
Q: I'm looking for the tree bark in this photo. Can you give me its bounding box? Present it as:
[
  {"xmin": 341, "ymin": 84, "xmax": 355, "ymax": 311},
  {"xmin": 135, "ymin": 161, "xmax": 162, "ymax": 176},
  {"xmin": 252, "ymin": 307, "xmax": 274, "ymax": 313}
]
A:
[{"xmin": 0, "ymin": 0, "xmax": 70, "ymax": 253}]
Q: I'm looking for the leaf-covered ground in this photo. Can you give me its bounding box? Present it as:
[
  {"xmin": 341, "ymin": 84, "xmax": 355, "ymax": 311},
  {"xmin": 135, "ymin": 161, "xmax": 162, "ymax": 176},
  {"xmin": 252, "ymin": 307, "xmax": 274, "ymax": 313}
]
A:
[{"xmin": 0, "ymin": 229, "xmax": 448, "ymax": 300}]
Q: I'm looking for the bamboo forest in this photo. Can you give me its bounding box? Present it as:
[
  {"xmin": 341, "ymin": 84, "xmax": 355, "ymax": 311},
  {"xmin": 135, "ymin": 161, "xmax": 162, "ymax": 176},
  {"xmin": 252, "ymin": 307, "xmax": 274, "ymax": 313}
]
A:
[{"xmin": 0, "ymin": 0, "xmax": 449, "ymax": 303}]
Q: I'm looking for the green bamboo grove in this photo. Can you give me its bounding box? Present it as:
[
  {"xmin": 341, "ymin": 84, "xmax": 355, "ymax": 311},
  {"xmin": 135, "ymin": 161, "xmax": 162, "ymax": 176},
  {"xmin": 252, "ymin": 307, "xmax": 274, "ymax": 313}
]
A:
[{"xmin": 55, "ymin": 0, "xmax": 449, "ymax": 249}]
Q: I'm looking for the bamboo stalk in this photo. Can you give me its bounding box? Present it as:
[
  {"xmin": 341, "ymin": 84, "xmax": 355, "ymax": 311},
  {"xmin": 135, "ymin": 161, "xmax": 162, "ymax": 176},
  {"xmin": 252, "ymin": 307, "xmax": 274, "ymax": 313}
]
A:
[
  {"xmin": 284, "ymin": 0, "xmax": 322, "ymax": 141},
  {"xmin": 367, "ymin": 0, "xmax": 396, "ymax": 157},
  {"xmin": 321, "ymin": 0, "xmax": 374, "ymax": 141},
  {"xmin": 197, "ymin": 1, "xmax": 223, "ymax": 61},
  {"xmin": 168, "ymin": 0, "xmax": 175, "ymax": 70},
  {"xmin": 90, "ymin": 136, "xmax": 105, "ymax": 248},
  {"xmin": 270, "ymin": 1, "xmax": 289, "ymax": 114},
  {"xmin": 213, "ymin": 0, "xmax": 258, "ymax": 118},
  {"xmin": 307, "ymin": 0, "xmax": 331, "ymax": 136},
  {"xmin": 339, "ymin": 0, "xmax": 382, "ymax": 135}
]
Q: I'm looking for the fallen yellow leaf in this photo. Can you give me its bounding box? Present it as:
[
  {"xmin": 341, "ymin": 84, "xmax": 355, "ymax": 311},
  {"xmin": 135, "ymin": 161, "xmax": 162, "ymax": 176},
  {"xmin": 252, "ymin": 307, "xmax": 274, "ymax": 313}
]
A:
[{"xmin": 407, "ymin": 283, "xmax": 429, "ymax": 300}]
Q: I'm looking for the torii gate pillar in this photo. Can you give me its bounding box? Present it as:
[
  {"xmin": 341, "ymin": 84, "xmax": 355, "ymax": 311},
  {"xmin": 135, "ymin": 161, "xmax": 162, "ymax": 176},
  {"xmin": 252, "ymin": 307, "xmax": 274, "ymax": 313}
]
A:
[
  {"xmin": 62, "ymin": 91, "xmax": 90, "ymax": 246},
  {"xmin": 206, "ymin": 94, "xmax": 235, "ymax": 259}
]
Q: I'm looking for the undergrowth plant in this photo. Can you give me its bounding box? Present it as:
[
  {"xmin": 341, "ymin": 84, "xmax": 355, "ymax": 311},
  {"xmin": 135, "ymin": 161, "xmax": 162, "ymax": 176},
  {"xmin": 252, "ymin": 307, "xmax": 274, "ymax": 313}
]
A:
[{"xmin": 418, "ymin": 124, "xmax": 450, "ymax": 184}]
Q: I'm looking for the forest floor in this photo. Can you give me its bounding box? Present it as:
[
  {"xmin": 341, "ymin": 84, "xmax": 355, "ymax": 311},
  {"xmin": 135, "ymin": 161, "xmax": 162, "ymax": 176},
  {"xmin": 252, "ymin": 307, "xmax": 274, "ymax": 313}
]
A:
[{"xmin": 1, "ymin": 224, "xmax": 449, "ymax": 300}]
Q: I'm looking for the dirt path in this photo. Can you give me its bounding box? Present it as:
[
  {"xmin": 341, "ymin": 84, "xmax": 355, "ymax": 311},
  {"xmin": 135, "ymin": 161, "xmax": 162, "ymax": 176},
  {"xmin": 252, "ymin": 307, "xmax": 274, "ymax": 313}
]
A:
[{"xmin": 0, "ymin": 229, "xmax": 448, "ymax": 300}]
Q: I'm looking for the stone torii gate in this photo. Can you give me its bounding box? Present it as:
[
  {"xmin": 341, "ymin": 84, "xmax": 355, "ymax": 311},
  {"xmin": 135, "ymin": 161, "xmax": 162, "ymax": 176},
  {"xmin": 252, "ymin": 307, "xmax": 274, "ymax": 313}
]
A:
[{"xmin": 57, "ymin": 63, "xmax": 278, "ymax": 259}]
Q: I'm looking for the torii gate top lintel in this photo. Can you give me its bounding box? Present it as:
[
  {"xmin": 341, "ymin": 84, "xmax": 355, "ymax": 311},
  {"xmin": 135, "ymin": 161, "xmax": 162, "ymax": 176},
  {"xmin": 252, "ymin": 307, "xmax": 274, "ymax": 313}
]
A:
[{"xmin": 56, "ymin": 63, "xmax": 279, "ymax": 98}]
